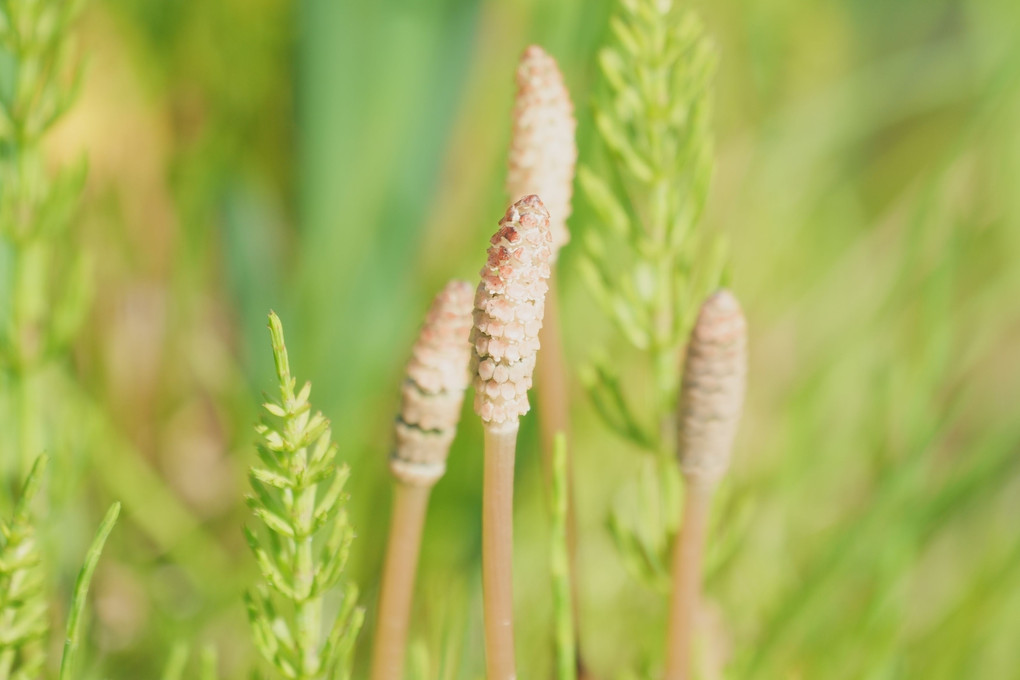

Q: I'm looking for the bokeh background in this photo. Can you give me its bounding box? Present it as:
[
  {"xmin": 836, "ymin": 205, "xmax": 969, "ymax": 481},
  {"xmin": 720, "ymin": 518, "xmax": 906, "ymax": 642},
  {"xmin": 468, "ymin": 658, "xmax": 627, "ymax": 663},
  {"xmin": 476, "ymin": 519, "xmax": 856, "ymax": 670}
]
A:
[{"xmin": 13, "ymin": 0, "xmax": 1020, "ymax": 677}]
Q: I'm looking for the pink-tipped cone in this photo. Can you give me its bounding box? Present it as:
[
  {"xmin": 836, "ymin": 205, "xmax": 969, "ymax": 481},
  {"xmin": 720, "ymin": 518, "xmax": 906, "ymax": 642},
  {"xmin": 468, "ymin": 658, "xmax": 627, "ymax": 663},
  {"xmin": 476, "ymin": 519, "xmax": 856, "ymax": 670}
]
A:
[
  {"xmin": 471, "ymin": 194, "xmax": 553, "ymax": 427},
  {"xmin": 506, "ymin": 46, "xmax": 577, "ymax": 260}
]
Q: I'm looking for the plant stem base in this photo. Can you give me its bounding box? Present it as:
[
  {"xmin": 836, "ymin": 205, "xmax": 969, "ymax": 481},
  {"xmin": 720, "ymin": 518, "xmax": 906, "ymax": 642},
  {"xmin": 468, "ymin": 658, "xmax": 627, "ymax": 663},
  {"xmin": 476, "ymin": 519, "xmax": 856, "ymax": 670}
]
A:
[
  {"xmin": 483, "ymin": 422, "xmax": 520, "ymax": 680},
  {"xmin": 370, "ymin": 483, "xmax": 432, "ymax": 680},
  {"xmin": 664, "ymin": 477, "xmax": 714, "ymax": 680}
]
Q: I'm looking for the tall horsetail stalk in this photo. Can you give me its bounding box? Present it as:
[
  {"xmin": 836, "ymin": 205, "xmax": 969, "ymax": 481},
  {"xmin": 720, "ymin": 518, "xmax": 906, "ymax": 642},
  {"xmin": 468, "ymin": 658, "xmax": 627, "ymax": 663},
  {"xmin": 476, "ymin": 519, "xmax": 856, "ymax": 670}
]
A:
[
  {"xmin": 0, "ymin": 0, "xmax": 92, "ymax": 483},
  {"xmin": 506, "ymin": 45, "xmax": 577, "ymax": 480},
  {"xmin": 580, "ymin": 0, "xmax": 725, "ymax": 626},
  {"xmin": 472, "ymin": 195, "xmax": 553, "ymax": 680},
  {"xmin": 245, "ymin": 313, "xmax": 363, "ymax": 680},
  {"xmin": 504, "ymin": 46, "xmax": 583, "ymax": 663},
  {"xmin": 665, "ymin": 291, "xmax": 746, "ymax": 680},
  {"xmin": 371, "ymin": 281, "xmax": 474, "ymax": 680},
  {"xmin": 580, "ymin": 0, "xmax": 719, "ymax": 461}
]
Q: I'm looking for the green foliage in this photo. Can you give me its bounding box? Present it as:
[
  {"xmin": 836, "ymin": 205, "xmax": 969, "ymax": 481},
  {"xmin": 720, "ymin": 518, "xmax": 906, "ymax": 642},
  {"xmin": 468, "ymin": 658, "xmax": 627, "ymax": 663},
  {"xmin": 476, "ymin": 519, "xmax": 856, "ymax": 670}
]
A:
[
  {"xmin": 0, "ymin": 6, "xmax": 121, "ymax": 673},
  {"xmin": 580, "ymin": 0, "xmax": 725, "ymax": 597},
  {"xmin": 245, "ymin": 312, "xmax": 363, "ymax": 680},
  {"xmin": 0, "ymin": 455, "xmax": 49, "ymax": 680},
  {"xmin": 59, "ymin": 501, "xmax": 120, "ymax": 680},
  {"xmin": 0, "ymin": 457, "xmax": 119, "ymax": 680},
  {"xmin": 581, "ymin": 0, "xmax": 724, "ymax": 443},
  {"xmin": 0, "ymin": 0, "xmax": 91, "ymax": 481},
  {"xmin": 0, "ymin": 0, "xmax": 1015, "ymax": 678},
  {"xmin": 0, "ymin": 0, "xmax": 83, "ymax": 145},
  {"xmin": 725, "ymin": 161, "xmax": 1020, "ymax": 678},
  {"xmin": 199, "ymin": 646, "xmax": 220, "ymax": 680},
  {"xmin": 161, "ymin": 643, "xmax": 189, "ymax": 680},
  {"xmin": 157, "ymin": 643, "xmax": 221, "ymax": 680}
]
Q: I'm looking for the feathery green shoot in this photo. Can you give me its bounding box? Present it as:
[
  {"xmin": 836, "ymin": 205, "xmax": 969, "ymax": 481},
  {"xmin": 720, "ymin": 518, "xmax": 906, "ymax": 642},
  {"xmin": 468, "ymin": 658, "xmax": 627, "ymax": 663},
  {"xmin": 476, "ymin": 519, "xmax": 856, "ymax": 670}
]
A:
[
  {"xmin": 0, "ymin": 455, "xmax": 49, "ymax": 679},
  {"xmin": 245, "ymin": 312, "xmax": 363, "ymax": 680},
  {"xmin": 581, "ymin": 0, "xmax": 726, "ymax": 591},
  {"xmin": 582, "ymin": 0, "xmax": 722, "ymax": 453},
  {"xmin": 0, "ymin": 0, "xmax": 92, "ymax": 482}
]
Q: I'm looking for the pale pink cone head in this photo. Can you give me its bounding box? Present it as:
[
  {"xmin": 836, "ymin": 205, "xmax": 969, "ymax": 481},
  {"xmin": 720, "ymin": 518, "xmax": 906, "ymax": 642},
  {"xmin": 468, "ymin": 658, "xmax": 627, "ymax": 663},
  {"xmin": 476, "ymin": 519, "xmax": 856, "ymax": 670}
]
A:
[
  {"xmin": 391, "ymin": 280, "xmax": 474, "ymax": 485},
  {"xmin": 506, "ymin": 45, "xmax": 577, "ymax": 260},
  {"xmin": 471, "ymin": 195, "xmax": 553, "ymax": 426},
  {"xmin": 677, "ymin": 289, "xmax": 747, "ymax": 483}
]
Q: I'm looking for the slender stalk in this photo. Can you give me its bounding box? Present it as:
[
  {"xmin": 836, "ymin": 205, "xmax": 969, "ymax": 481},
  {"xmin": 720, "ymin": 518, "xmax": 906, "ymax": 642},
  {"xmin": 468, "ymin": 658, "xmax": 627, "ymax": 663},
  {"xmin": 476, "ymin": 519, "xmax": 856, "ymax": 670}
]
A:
[
  {"xmin": 59, "ymin": 502, "xmax": 121, "ymax": 680},
  {"xmin": 483, "ymin": 422, "xmax": 519, "ymax": 680},
  {"xmin": 664, "ymin": 479, "xmax": 714, "ymax": 680},
  {"xmin": 372, "ymin": 280, "xmax": 473, "ymax": 680},
  {"xmin": 200, "ymin": 645, "xmax": 219, "ymax": 680},
  {"xmin": 1, "ymin": 0, "xmax": 90, "ymax": 488},
  {"xmin": 294, "ymin": 483, "xmax": 321, "ymax": 675},
  {"xmin": 371, "ymin": 483, "xmax": 432, "ymax": 680},
  {"xmin": 278, "ymin": 333, "xmax": 324, "ymax": 672},
  {"xmin": 11, "ymin": 248, "xmax": 42, "ymax": 481},
  {"xmin": 536, "ymin": 278, "xmax": 583, "ymax": 606},
  {"xmin": 472, "ymin": 196, "xmax": 552, "ymax": 680},
  {"xmin": 653, "ymin": 264, "xmax": 680, "ymax": 457},
  {"xmin": 537, "ymin": 274, "xmax": 570, "ymax": 491},
  {"xmin": 16, "ymin": 349, "xmax": 36, "ymax": 480},
  {"xmin": 161, "ymin": 642, "xmax": 189, "ymax": 680},
  {"xmin": 665, "ymin": 290, "xmax": 747, "ymax": 680},
  {"xmin": 550, "ymin": 433, "xmax": 577, "ymax": 680},
  {"xmin": 508, "ymin": 42, "xmax": 583, "ymax": 670}
]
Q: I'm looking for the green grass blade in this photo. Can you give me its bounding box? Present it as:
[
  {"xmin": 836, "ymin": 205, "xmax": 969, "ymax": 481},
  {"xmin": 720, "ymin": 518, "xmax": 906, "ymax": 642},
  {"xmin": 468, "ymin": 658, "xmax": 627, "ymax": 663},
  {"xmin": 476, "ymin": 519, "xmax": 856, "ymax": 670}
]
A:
[
  {"xmin": 161, "ymin": 642, "xmax": 189, "ymax": 680},
  {"xmin": 551, "ymin": 433, "xmax": 577, "ymax": 680},
  {"xmin": 58, "ymin": 502, "xmax": 121, "ymax": 680}
]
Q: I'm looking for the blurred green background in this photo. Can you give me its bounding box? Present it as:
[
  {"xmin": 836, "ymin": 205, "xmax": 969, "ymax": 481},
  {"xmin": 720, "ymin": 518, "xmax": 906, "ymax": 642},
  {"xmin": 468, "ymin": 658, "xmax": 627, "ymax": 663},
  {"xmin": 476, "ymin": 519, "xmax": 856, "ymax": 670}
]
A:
[{"xmin": 15, "ymin": 0, "xmax": 1020, "ymax": 677}]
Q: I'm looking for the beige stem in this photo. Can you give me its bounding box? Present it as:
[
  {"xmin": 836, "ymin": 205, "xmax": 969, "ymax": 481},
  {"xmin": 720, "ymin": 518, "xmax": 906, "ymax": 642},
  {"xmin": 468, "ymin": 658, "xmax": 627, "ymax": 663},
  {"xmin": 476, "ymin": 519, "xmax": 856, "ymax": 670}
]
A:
[
  {"xmin": 537, "ymin": 273, "xmax": 570, "ymax": 488},
  {"xmin": 483, "ymin": 422, "xmax": 520, "ymax": 680},
  {"xmin": 370, "ymin": 483, "xmax": 433, "ymax": 680},
  {"xmin": 664, "ymin": 477, "xmax": 715, "ymax": 680}
]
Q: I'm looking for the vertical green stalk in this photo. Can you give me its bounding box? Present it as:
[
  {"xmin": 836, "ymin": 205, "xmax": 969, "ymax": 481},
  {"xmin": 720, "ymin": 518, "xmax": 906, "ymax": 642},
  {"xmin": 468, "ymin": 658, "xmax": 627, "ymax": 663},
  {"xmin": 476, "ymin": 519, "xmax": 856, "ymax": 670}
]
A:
[
  {"xmin": 245, "ymin": 312, "xmax": 363, "ymax": 680},
  {"xmin": 15, "ymin": 370, "xmax": 36, "ymax": 490},
  {"xmin": 200, "ymin": 646, "xmax": 219, "ymax": 680},
  {"xmin": 0, "ymin": 0, "xmax": 92, "ymax": 483},
  {"xmin": 59, "ymin": 503, "xmax": 121, "ymax": 680},
  {"xmin": 581, "ymin": 0, "xmax": 720, "ymax": 455},
  {"xmin": 295, "ymin": 483, "xmax": 321, "ymax": 674},
  {"xmin": 580, "ymin": 0, "xmax": 724, "ymax": 595},
  {"xmin": 550, "ymin": 433, "xmax": 577, "ymax": 680},
  {"xmin": 161, "ymin": 642, "xmax": 189, "ymax": 680}
]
